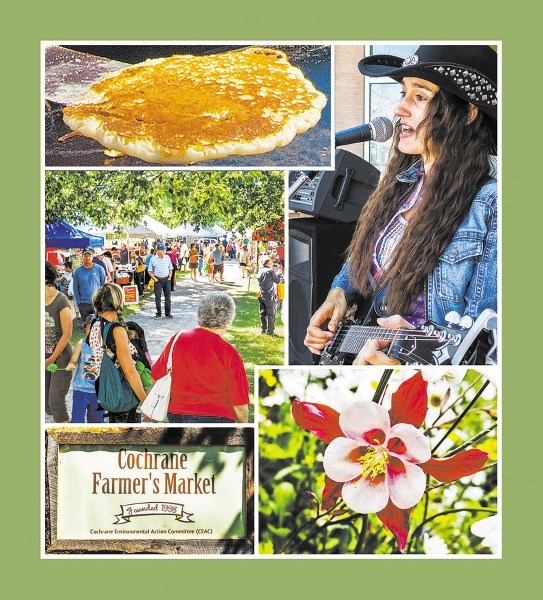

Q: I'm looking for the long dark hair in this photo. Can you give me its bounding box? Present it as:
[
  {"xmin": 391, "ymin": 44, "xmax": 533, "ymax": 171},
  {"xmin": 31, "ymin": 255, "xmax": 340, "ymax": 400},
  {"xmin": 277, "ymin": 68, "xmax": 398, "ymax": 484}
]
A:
[
  {"xmin": 45, "ymin": 261, "xmax": 58, "ymax": 286},
  {"xmin": 347, "ymin": 89, "xmax": 495, "ymax": 315}
]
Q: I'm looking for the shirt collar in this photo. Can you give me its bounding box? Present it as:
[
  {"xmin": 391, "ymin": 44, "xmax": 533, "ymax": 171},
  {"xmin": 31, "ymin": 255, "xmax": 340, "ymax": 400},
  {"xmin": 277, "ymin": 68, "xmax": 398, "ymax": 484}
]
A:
[{"xmin": 396, "ymin": 160, "xmax": 424, "ymax": 184}]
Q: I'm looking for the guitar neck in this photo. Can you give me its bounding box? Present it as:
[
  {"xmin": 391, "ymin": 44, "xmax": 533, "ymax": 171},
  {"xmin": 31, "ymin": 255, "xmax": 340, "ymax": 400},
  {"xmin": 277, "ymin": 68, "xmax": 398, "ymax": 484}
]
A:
[
  {"xmin": 320, "ymin": 322, "xmax": 462, "ymax": 366},
  {"xmin": 319, "ymin": 309, "xmax": 497, "ymax": 367},
  {"xmin": 333, "ymin": 324, "xmax": 407, "ymax": 356}
]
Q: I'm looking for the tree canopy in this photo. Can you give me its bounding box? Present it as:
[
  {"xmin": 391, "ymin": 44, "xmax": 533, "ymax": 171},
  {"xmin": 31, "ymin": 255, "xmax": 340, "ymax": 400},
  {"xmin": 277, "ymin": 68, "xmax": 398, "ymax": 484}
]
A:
[{"xmin": 45, "ymin": 170, "xmax": 285, "ymax": 235}]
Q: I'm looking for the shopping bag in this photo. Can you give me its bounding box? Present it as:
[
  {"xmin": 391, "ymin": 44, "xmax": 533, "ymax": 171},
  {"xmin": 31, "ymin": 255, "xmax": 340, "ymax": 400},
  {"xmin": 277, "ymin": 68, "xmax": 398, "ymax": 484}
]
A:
[{"xmin": 140, "ymin": 330, "xmax": 182, "ymax": 421}]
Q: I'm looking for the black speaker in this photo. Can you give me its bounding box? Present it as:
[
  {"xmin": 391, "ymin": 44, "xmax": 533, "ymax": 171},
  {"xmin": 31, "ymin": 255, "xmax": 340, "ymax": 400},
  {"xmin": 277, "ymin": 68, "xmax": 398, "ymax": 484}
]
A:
[
  {"xmin": 289, "ymin": 217, "xmax": 356, "ymax": 365},
  {"xmin": 288, "ymin": 150, "xmax": 380, "ymax": 223}
]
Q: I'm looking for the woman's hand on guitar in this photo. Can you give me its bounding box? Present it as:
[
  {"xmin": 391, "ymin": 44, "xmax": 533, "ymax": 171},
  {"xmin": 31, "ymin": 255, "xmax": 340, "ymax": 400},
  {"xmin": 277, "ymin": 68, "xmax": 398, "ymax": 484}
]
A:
[
  {"xmin": 352, "ymin": 315, "xmax": 414, "ymax": 365},
  {"xmin": 304, "ymin": 289, "xmax": 348, "ymax": 355}
]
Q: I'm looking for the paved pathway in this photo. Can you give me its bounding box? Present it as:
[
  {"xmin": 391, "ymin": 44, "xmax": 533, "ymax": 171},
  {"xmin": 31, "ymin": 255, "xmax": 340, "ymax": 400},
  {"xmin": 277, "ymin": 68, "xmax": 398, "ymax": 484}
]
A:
[{"xmin": 131, "ymin": 259, "xmax": 256, "ymax": 362}]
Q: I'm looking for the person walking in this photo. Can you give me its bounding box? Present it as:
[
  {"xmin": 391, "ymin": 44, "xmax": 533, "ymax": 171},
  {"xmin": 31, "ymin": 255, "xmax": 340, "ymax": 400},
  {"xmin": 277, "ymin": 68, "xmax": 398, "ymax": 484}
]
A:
[
  {"xmin": 89, "ymin": 283, "xmax": 148, "ymax": 423},
  {"xmin": 188, "ymin": 242, "xmax": 199, "ymax": 281},
  {"xmin": 72, "ymin": 247, "xmax": 106, "ymax": 326},
  {"xmin": 132, "ymin": 249, "xmax": 146, "ymax": 296},
  {"xmin": 151, "ymin": 292, "xmax": 249, "ymax": 423},
  {"xmin": 166, "ymin": 244, "xmax": 178, "ymax": 291},
  {"xmin": 239, "ymin": 244, "xmax": 249, "ymax": 278},
  {"xmin": 147, "ymin": 242, "xmax": 173, "ymax": 319},
  {"xmin": 257, "ymin": 256, "xmax": 283, "ymax": 336},
  {"xmin": 211, "ymin": 243, "xmax": 225, "ymax": 283}
]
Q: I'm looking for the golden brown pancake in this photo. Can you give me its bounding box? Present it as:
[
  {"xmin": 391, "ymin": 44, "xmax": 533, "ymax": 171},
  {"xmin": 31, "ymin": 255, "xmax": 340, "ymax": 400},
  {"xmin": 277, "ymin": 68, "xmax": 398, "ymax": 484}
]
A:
[{"xmin": 62, "ymin": 47, "xmax": 327, "ymax": 164}]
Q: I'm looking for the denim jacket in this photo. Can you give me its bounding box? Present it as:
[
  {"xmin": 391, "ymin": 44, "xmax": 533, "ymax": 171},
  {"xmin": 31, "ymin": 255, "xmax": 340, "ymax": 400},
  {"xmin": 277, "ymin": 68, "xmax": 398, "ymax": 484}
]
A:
[{"xmin": 330, "ymin": 163, "xmax": 498, "ymax": 326}]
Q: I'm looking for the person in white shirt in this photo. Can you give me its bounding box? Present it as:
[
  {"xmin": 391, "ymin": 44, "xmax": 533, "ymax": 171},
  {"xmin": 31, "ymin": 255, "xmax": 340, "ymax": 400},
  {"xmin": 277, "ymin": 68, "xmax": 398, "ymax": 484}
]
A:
[{"xmin": 148, "ymin": 242, "xmax": 173, "ymax": 319}]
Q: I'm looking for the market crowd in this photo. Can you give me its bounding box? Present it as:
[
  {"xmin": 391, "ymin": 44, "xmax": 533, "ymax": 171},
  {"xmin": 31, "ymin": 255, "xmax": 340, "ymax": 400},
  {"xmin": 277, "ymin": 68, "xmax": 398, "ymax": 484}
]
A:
[{"xmin": 45, "ymin": 235, "xmax": 284, "ymax": 425}]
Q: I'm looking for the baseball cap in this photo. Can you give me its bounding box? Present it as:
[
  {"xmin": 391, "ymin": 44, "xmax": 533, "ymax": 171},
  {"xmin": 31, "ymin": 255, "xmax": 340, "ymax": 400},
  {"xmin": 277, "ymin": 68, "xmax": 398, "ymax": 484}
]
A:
[
  {"xmin": 156, "ymin": 242, "xmax": 166, "ymax": 250},
  {"xmin": 94, "ymin": 247, "xmax": 104, "ymax": 255},
  {"xmin": 82, "ymin": 246, "xmax": 95, "ymax": 255}
]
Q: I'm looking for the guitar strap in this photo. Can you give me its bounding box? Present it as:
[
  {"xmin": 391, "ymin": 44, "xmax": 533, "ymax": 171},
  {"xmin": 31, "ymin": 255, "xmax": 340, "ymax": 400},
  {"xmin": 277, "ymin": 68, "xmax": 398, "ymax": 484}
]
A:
[{"xmin": 351, "ymin": 285, "xmax": 389, "ymax": 325}]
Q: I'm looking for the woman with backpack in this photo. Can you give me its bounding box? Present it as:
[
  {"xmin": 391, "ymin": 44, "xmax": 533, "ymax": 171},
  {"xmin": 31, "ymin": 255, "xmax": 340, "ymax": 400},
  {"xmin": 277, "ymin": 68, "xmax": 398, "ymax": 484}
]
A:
[{"xmin": 89, "ymin": 283, "xmax": 148, "ymax": 422}]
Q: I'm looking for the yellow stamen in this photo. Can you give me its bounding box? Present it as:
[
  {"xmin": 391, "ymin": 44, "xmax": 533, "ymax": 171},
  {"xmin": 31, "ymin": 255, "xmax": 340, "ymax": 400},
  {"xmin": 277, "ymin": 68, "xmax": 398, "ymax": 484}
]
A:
[{"xmin": 357, "ymin": 443, "xmax": 389, "ymax": 480}]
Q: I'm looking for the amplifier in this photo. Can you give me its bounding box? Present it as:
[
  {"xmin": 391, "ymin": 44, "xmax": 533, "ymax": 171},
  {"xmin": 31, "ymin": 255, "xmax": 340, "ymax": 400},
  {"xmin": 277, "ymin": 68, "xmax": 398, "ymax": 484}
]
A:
[{"xmin": 288, "ymin": 149, "xmax": 380, "ymax": 223}]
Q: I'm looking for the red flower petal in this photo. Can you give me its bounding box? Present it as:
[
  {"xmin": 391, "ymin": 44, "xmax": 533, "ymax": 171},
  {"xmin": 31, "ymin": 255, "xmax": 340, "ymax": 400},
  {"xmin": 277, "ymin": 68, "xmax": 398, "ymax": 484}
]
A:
[
  {"xmin": 389, "ymin": 371, "xmax": 428, "ymax": 428},
  {"xmin": 291, "ymin": 399, "xmax": 343, "ymax": 443},
  {"xmin": 376, "ymin": 501, "xmax": 412, "ymax": 553},
  {"xmin": 322, "ymin": 476, "xmax": 343, "ymax": 510},
  {"xmin": 421, "ymin": 449, "xmax": 488, "ymax": 482}
]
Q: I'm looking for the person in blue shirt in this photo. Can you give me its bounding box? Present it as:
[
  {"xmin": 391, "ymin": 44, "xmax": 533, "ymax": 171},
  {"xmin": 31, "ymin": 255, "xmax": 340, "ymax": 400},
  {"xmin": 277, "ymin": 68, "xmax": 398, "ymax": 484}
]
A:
[
  {"xmin": 66, "ymin": 314, "xmax": 104, "ymax": 423},
  {"xmin": 72, "ymin": 247, "xmax": 106, "ymax": 326},
  {"xmin": 304, "ymin": 45, "xmax": 497, "ymax": 365}
]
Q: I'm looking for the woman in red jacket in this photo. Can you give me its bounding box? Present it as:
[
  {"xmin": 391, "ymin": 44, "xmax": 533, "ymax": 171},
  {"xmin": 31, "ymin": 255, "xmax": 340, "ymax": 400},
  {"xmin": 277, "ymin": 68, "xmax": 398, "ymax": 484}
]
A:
[{"xmin": 151, "ymin": 291, "xmax": 249, "ymax": 423}]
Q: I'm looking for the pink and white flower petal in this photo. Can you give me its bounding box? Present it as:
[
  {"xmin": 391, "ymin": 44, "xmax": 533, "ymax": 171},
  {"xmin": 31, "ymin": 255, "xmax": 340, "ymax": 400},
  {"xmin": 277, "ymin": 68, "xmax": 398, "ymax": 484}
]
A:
[
  {"xmin": 342, "ymin": 474, "xmax": 390, "ymax": 514},
  {"xmin": 323, "ymin": 437, "xmax": 367, "ymax": 482},
  {"xmin": 387, "ymin": 457, "xmax": 427, "ymax": 510},
  {"xmin": 386, "ymin": 423, "xmax": 431, "ymax": 463},
  {"xmin": 339, "ymin": 401, "xmax": 390, "ymax": 444}
]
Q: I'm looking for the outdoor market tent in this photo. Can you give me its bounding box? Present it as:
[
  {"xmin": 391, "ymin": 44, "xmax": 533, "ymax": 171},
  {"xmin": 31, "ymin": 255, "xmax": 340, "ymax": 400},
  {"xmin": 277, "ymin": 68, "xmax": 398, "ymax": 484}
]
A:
[
  {"xmin": 45, "ymin": 220, "xmax": 104, "ymax": 248},
  {"xmin": 125, "ymin": 224, "xmax": 157, "ymax": 237},
  {"xmin": 139, "ymin": 215, "xmax": 173, "ymax": 238},
  {"xmin": 169, "ymin": 223, "xmax": 214, "ymax": 237},
  {"xmin": 204, "ymin": 225, "xmax": 228, "ymax": 237},
  {"xmin": 79, "ymin": 217, "xmax": 171, "ymax": 240}
]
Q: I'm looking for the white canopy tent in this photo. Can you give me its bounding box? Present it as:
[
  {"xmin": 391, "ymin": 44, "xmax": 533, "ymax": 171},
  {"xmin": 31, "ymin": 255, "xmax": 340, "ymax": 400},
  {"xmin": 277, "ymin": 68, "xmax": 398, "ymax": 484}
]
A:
[
  {"xmin": 204, "ymin": 225, "xmax": 228, "ymax": 237},
  {"xmin": 169, "ymin": 223, "xmax": 216, "ymax": 237},
  {"xmin": 138, "ymin": 215, "xmax": 174, "ymax": 238},
  {"xmin": 125, "ymin": 224, "xmax": 157, "ymax": 237},
  {"xmin": 79, "ymin": 222, "xmax": 164, "ymax": 243}
]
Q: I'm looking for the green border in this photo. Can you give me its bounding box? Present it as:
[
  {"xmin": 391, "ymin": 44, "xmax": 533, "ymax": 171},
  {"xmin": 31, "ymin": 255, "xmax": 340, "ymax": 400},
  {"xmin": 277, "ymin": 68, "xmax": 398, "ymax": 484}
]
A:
[{"xmin": 8, "ymin": 0, "xmax": 537, "ymax": 596}]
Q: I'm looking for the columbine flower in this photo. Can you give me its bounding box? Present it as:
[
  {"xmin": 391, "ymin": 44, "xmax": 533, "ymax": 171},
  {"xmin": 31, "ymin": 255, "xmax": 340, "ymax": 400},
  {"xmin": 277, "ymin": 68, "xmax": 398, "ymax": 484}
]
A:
[
  {"xmin": 471, "ymin": 514, "xmax": 499, "ymax": 554},
  {"xmin": 323, "ymin": 401, "xmax": 431, "ymax": 514},
  {"xmin": 292, "ymin": 371, "xmax": 489, "ymax": 552}
]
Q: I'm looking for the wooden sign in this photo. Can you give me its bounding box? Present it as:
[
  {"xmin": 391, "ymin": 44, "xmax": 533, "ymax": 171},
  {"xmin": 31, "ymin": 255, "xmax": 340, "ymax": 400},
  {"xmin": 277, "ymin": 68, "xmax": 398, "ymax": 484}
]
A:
[
  {"xmin": 122, "ymin": 285, "xmax": 139, "ymax": 304},
  {"xmin": 44, "ymin": 427, "xmax": 254, "ymax": 555}
]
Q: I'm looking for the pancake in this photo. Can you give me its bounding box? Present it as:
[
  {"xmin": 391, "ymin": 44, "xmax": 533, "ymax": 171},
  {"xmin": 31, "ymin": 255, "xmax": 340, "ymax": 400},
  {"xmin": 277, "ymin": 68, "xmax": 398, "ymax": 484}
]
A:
[{"xmin": 62, "ymin": 47, "xmax": 327, "ymax": 164}]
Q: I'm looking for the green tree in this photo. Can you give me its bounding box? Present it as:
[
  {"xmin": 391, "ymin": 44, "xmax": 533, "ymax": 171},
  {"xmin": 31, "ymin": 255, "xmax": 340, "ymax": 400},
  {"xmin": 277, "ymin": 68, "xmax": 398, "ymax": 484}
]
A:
[{"xmin": 45, "ymin": 170, "xmax": 284, "ymax": 233}]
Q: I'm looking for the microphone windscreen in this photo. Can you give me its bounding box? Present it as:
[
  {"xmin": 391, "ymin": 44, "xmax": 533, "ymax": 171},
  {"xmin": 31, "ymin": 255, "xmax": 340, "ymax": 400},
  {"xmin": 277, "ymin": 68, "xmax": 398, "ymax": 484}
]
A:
[{"xmin": 372, "ymin": 116, "xmax": 394, "ymax": 142}]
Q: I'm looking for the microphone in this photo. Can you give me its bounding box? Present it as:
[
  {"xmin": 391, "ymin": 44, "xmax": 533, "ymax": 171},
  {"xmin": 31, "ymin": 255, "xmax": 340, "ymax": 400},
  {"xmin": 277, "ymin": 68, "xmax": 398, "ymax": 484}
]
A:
[{"xmin": 335, "ymin": 116, "xmax": 394, "ymax": 146}]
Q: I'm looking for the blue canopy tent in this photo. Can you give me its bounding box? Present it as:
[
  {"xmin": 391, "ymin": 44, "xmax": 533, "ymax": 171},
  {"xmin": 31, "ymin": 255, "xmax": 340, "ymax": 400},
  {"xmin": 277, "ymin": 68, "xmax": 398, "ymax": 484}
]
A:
[{"xmin": 45, "ymin": 220, "xmax": 105, "ymax": 248}]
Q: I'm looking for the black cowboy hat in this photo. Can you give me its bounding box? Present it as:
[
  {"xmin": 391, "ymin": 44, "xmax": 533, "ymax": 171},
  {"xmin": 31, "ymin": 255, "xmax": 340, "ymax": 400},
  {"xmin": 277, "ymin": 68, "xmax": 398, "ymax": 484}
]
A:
[{"xmin": 358, "ymin": 45, "xmax": 497, "ymax": 121}]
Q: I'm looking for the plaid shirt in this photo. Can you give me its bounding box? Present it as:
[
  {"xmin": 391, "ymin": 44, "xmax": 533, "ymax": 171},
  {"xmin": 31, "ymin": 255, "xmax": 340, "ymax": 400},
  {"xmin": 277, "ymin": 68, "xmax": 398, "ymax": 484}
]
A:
[{"xmin": 372, "ymin": 166, "xmax": 426, "ymax": 326}]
